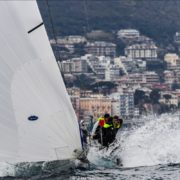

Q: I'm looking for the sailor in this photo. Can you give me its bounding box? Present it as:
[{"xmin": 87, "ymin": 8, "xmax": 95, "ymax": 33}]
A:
[
  {"xmin": 104, "ymin": 116, "xmax": 123, "ymax": 147},
  {"xmin": 102, "ymin": 116, "xmax": 114, "ymax": 146},
  {"xmin": 93, "ymin": 115, "xmax": 123, "ymax": 147},
  {"xmin": 97, "ymin": 113, "xmax": 110, "ymax": 127},
  {"xmin": 93, "ymin": 115, "xmax": 113, "ymax": 147},
  {"xmin": 113, "ymin": 116, "xmax": 123, "ymax": 131},
  {"xmin": 80, "ymin": 120, "xmax": 88, "ymax": 145},
  {"xmin": 108, "ymin": 116, "xmax": 122, "ymax": 140}
]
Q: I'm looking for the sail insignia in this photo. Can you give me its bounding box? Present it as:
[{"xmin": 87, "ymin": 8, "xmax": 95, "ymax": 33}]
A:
[
  {"xmin": 28, "ymin": 115, "xmax": 39, "ymax": 121},
  {"xmin": 28, "ymin": 22, "xmax": 44, "ymax": 34}
]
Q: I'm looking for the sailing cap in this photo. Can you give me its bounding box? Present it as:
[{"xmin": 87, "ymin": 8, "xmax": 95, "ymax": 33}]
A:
[
  {"xmin": 104, "ymin": 113, "xmax": 110, "ymax": 118},
  {"xmin": 113, "ymin": 115, "xmax": 119, "ymax": 119}
]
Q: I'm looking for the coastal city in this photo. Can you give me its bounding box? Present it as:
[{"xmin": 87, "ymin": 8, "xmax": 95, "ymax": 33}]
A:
[
  {"xmin": 1, "ymin": 1, "xmax": 180, "ymax": 179},
  {"xmin": 50, "ymin": 29, "xmax": 180, "ymax": 122},
  {"xmin": 50, "ymin": 29, "xmax": 180, "ymax": 120}
]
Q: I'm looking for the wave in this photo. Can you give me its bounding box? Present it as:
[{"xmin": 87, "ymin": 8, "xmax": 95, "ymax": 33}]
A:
[{"xmin": 88, "ymin": 113, "xmax": 180, "ymax": 168}]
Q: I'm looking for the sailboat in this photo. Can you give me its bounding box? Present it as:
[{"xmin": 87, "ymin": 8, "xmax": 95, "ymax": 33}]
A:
[{"xmin": 0, "ymin": 0, "xmax": 82, "ymax": 176}]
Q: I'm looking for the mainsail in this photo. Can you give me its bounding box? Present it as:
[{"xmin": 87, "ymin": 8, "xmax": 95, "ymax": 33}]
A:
[{"xmin": 0, "ymin": 1, "xmax": 82, "ymax": 163}]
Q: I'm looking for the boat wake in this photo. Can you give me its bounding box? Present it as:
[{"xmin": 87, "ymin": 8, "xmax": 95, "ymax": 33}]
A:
[{"xmin": 87, "ymin": 113, "xmax": 180, "ymax": 168}]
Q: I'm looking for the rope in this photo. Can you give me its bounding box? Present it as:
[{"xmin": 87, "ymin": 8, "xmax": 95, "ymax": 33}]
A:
[
  {"xmin": 45, "ymin": 1, "xmax": 58, "ymax": 55},
  {"xmin": 45, "ymin": 0, "xmax": 66, "ymax": 83},
  {"xmin": 83, "ymin": 0, "xmax": 90, "ymax": 33}
]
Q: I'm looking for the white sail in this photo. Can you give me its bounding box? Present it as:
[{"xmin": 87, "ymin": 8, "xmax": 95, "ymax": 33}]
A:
[{"xmin": 0, "ymin": 0, "xmax": 82, "ymax": 163}]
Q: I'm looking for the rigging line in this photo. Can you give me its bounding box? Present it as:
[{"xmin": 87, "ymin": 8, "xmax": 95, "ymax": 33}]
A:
[
  {"xmin": 45, "ymin": 0, "xmax": 66, "ymax": 83},
  {"xmin": 83, "ymin": 0, "xmax": 90, "ymax": 33},
  {"xmin": 45, "ymin": 0, "xmax": 58, "ymax": 53}
]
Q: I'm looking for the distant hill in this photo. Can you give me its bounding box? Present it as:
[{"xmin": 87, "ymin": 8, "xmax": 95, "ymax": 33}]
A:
[{"xmin": 37, "ymin": 0, "xmax": 180, "ymax": 47}]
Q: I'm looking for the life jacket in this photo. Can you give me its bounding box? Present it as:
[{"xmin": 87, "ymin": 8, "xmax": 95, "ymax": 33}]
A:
[
  {"xmin": 103, "ymin": 123, "xmax": 113, "ymax": 128},
  {"xmin": 97, "ymin": 117, "xmax": 105, "ymax": 127},
  {"xmin": 113, "ymin": 123, "xmax": 120, "ymax": 129},
  {"xmin": 113, "ymin": 123, "xmax": 121, "ymax": 129}
]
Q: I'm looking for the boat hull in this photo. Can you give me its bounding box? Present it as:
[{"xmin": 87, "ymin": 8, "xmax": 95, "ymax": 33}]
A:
[{"xmin": 14, "ymin": 159, "xmax": 75, "ymax": 177}]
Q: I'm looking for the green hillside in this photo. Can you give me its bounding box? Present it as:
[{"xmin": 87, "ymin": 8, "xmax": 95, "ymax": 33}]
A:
[{"xmin": 38, "ymin": 0, "xmax": 180, "ymax": 46}]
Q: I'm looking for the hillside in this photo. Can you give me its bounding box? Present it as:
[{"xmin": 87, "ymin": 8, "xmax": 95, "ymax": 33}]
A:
[{"xmin": 37, "ymin": 0, "xmax": 180, "ymax": 46}]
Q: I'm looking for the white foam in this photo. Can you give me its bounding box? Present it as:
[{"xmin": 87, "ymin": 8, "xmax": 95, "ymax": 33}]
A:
[
  {"xmin": 0, "ymin": 162, "xmax": 14, "ymax": 176},
  {"xmin": 88, "ymin": 113, "xmax": 180, "ymax": 168},
  {"xmin": 87, "ymin": 146, "xmax": 115, "ymax": 167},
  {"xmin": 116, "ymin": 113, "xmax": 180, "ymax": 167}
]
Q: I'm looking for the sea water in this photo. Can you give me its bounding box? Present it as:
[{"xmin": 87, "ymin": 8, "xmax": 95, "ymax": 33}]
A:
[
  {"xmin": 1, "ymin": 113, "xmax": 180, "ymax": 179},
  {"xmin": 72, "ymin": 113, "xmax": 180, "ymax": 180}
]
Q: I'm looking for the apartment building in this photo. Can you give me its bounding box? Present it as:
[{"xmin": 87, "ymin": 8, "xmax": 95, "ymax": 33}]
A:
[
  {"xmin": 164, "ymin": 53, "xmax": 180, "ymax": 70},
  {"xmin": 117, "ymin": 29, "xmax": 140, "ymax": 39},
  {"xmin": 125, "ymin": 43, "xmax": 157, "ymax": 59},
  {"xmin": 61, "ymin": 58, "xmax": 88, "ymax": 73},
  {"xmin": 110, "ymin": 92, "xmax": 135, "ymax": 118},
  {"xmin": 80, "ymin": 95, "xmax": 112, "ymax": 119},
  {"xmin": 85, "ymin": 41, "xmax": 116, "ymax": 57}
]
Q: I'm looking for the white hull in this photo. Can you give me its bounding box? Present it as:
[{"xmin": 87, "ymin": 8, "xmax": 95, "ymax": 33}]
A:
[{"xmin": 14, "ymin": 159, "xmax": 75, "ymax": 177}]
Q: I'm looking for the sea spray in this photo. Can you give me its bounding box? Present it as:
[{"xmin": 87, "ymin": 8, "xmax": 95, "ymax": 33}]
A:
[
  {"xmin": 0, "ymin": 163, "xmax": 15, "ymax": 177},
  {"xmin": 88, "ymin": 113, "xmax": 180, "ymax": 168},
  {"xmin": 115, "ymin": 113, "xmax": 180, "ymax": 167}
]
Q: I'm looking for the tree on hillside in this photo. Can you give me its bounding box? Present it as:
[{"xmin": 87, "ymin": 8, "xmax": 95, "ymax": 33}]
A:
[
  {"xmin": 90, "ymin": 81, "xmax": 116, "ymax": 95},
  {"xmin": 163, "ymin": 94, "xmax": 172, "ymax": 101},
  {"xmin": 86, "ymin": 30, "xmax": 115, "ymax": 42},
  {"xmin": 150, "ymin": 89, "xmax": 161, "ymax": 104},
  {"xmin": 172, "ymin": 81, "xmax": 180, "ymax": 90},
  {"xmin": 134, "ymin": 90, "xmax": 145, "ymax": 105},
  {"xmin": 74, "ymin": 43, "xmax": 86, "ymax": 56},
  {"xmin": 115, "ymin": 39, "xmax": 126, "ymax": 56},
  {"xmin": 74, "ymin": 74, "xmax": 94, "ymax": 90}
]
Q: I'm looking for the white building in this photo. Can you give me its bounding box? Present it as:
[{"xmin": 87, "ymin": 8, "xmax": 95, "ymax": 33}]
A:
[
  {"xmin": 144, "ymin": 71, "xmax": 160, "ymax": 84},
  {"xmin": 85, "ymin": 41, "xmax": 116, "ymax": 57},
  {"xmin": 164, "ymin": 70, "xmax": 175, "ymax": 84},
  {"xmin": 61, "ymin": 58, "xmax": 88, "ymax": 73},
  {"xmin": 125, "ymin": 43, "xmax": 158, "ymax": 59},
  {"xmin": 114, "ymin": 56, "xmax": 127, "ymax": 66},
  {"xmin": 66, "ymin": 35, "xmax": 87, "ymax": 44},
  {"xmin": 55, "ymin": 35, "xmax": 86, "ymax": 44},
  {"xmin": 114, "ymin": 56, "xmax": 146, "ymax": 74},
  {"xmin": 84, "ymin": 55, "xmax": 111, "ymax": 79},
  {"xmin": 110, "ymin": 92, "xmax": 135, "ymax": 118},
  {"xmin": 111, "ymin": 100, "xmax": 121, "ymax": 117},
  {"xmin": 164, "ymin": 53, "xmax": 180, "ymax": 70},
  {"xmin": 124, "ymin": 71, "xmax": 159, "ymax": 84},
  {"xmin": 72, "ymin": 58, "xmax": 88, "ymax": 73},
  {"xmin": 50, "ymin": 36, "xmax": 86, "ymax": 54},
  {"xmin": 60, "ymin": 60, "xmax": 72, "ymax": 73},
  {"xmin": 120, "ymin": 93, "xmax": 134, "ymax": 118},
  {"xmin": 127, "ymin": 73, "xmax": 146, "ymax": 84},
  {"xmin": 160, "ymin": 93, "xmax": 179, "ymax": 107},
  {"xmin": 117, "ymin": 29, "xmax": 140, "ymax": 39},
  {"xmin": 134, "ymin": 108, "xmax": 140, "ymax": 117},
  {"xmin": 105, "ymin": 65, "xmax": 121, "ymax": 81}
]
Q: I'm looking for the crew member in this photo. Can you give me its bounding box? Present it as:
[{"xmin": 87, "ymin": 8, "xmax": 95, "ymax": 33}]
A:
[
  {"xmin": 93, "ymin": 115, "xmax": 123, "ymax": 147},
  {"xmin": 93, "ymin": 115, "xmax": 113, "ymax": 147},
  {"xmin": 97, "ymin": 113, "xmax": 110, "ymax": 127},
  {"xmin": 80, "ymin": 120, "xmax": 88, "ymax": 145}
]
